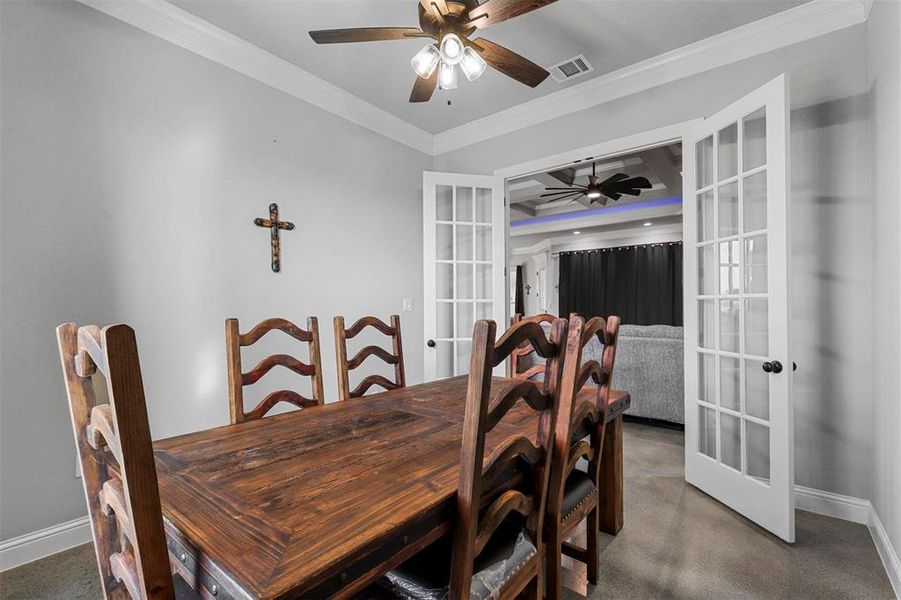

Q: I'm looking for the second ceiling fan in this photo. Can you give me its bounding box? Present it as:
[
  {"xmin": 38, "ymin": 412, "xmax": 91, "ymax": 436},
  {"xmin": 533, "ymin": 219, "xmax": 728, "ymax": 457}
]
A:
[
  {"xmin": 541, "ymin": 162, "xmax": 653, "ymax": 206},
  {"xmin": 309, "ymin": 0, "xmax": 556, "ymax": 102}
]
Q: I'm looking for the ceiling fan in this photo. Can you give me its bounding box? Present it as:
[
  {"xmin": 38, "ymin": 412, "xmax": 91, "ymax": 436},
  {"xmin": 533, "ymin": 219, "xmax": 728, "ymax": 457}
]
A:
[
  {"xmin": 309, "ymin": 0, "xmax": 556, "ymax": 103},
  {"xmin": 541, "ymin": 163, "xmax": 653, "ymax": 206}
]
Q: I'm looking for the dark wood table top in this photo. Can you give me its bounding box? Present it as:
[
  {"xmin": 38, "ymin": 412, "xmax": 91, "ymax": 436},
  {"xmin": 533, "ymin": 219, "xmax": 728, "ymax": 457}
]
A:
[{"xmin": 154, "ymin": 376, "xmax": 630, "ymax": 599}]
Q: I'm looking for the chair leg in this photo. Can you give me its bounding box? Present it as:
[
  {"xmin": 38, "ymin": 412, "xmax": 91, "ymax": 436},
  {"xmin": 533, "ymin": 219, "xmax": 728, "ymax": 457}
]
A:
[
  {"xmin": 544, "ymin": 529, "xmax": 563, "ymax": 600},
  {"xmin": 586, "ymin": 507, "xmax": 599, "ymax": 585}
]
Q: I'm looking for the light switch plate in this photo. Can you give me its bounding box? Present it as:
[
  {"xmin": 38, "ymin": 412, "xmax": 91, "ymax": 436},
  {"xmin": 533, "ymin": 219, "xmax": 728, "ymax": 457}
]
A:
[{"xmin": 402, "ymin": 298, "xmax": 414, "ymax": 312}]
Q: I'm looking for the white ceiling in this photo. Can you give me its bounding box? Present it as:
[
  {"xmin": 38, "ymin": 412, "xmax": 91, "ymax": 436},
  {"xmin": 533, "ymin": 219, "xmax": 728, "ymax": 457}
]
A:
[{"xmin": 168, "ymin": 0, "xmax": 808, "ymax": 134}]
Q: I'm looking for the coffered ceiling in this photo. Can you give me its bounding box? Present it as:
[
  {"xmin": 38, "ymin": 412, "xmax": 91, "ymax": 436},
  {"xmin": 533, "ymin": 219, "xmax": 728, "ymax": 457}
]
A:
[
  {"xmin": 167, "ymin": 0, "xmax": 808, "ymax": 133},
  {"xmin": 508, "ymin": 142, "xmax": 683, "ymax": 248}
]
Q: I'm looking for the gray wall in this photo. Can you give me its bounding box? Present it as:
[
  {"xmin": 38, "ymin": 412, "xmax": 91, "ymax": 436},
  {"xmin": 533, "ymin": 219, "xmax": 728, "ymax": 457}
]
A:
[
  {"xmin": 435, "ymin": 26, "xmax": 876, "ymax": 502},
  {"xmin": 0, "ymin": 0, "xmax": 896, "ymax": 561},
  {"xmin": 0, "ymin": 0, "xmax": 430, "ymax": 540},
  {"xmin": 867, "ymin": 0, "xmax": 901, "ymax": 565}
]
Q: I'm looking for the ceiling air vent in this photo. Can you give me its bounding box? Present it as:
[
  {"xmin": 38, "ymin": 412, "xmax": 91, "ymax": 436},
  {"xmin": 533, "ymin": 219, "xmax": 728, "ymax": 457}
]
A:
[{"xmin": 549, "ymin": 54, "xmax": 594, "ymax": 83}]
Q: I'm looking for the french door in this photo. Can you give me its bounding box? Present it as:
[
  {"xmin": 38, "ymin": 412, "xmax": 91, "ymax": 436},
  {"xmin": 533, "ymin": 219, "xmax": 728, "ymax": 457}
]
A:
[
  {"xmin": 423, "ymin": 172, "xmax": 506, "ymax": 380},
  {"xmin": 683, "ymin": 75, "xmax": 794, "ymax": 542}
]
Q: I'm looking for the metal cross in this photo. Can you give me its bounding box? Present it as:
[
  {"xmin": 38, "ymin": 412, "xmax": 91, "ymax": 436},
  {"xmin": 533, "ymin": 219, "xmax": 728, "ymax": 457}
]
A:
[{"xmin": 254, "ymin": 203, "xmax": 295, "ymax": 273}]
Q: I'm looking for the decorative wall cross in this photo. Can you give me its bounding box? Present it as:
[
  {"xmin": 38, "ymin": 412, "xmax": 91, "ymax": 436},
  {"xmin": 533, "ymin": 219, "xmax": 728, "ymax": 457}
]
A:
[{"xmin": 254, "ymin": 203, "xmax": 295, "ymax": 273}]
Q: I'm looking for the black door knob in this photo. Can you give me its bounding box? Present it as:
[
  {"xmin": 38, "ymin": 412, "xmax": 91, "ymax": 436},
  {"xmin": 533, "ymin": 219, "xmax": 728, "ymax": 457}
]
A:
[
  {"xmin": 426, "ymin": 339, "xmax": 436, "ymax": 348},
  {"xmin": 762, "ymin": 361, "xmax": 784, "ymax": 374}
]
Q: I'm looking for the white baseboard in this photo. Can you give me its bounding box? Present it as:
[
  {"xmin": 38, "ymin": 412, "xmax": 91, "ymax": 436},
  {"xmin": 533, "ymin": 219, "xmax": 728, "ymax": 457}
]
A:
[
  {"xmin": 3, "ymin": 488, "xmax": 899, "ymax": 598},
  {"xmin": 0, "ymin": 516, "xmax": 92, "ymax": 572},
  {"xmin": 794, "ymin": 484, "xmax": 872, "ymax": 524},
  {"xmin": 869, "ymin": 506, "xmax": 901, "ymax": 599},
  {"xmin": 795, "ymin": 485, "xmax": 900, "ymax": 598}
]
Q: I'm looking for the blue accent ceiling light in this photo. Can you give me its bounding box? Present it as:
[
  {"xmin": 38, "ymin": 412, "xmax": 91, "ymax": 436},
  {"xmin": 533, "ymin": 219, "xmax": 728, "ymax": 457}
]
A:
[{"xmin": 511, "ymin": 196, "xmax": 683, "ymax": 228}]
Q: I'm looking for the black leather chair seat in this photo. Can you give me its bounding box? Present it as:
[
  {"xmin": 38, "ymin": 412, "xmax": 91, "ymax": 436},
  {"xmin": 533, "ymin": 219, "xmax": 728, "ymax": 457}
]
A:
[
  {"xmin": 561, "ymin": 470, "xmax": 598, "ymax": 523},
  {"xmin": 379, "ymin": 519, "xmax": 537, "ymax": 600}
]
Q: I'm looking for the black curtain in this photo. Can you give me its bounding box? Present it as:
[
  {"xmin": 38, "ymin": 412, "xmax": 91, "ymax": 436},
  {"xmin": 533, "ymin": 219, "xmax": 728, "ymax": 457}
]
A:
[
  {"xmin": 559, "ymin": 242, "xmax": 683, "ymax": 325},
  {"xmin": 514, "ymin": 265, "xmax": 525, "ymax": 315}
]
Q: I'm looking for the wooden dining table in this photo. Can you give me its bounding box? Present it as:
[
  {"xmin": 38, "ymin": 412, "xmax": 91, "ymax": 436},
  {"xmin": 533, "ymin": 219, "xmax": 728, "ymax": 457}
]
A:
[{"xmin": 154, "ymin": 376, "xmax": 631, "ymax": 599}]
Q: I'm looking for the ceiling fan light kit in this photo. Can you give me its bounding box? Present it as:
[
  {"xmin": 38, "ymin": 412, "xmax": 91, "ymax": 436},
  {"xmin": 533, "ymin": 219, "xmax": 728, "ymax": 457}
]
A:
[
  {"xmin": 438, "ymin": 60, "xmax": 459, "ymax": 89},
  {"xmin": 411, "ymin": 44, "xmax": 441, "ymax": 78},
  {"xmin": 459, "ymin": 46, "xmax": 488, "ymax": 81},
  {"xmin": 439, "ymin": 33, "xmax": 464, "ymax": 64},
  {"xmin": 308, "ymin": 0, "xmax": 557, "ymax": 103}
]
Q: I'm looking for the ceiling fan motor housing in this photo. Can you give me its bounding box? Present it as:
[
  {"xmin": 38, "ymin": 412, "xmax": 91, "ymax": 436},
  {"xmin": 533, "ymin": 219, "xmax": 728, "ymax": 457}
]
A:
[{"xmin": 418, "ymin": 1, "xmax": 480, "ymax": 37}]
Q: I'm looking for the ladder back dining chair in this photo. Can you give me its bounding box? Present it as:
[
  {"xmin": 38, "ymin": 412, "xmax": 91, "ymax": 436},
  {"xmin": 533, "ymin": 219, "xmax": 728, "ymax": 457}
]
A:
[
  {"xmin": 333, "ymin": 314, "xmax": 405, "ymax": 401},
  {"xmin": 225, "ymin": 317, "xmax": 324, "ymax": 424},
  {"xmin": 508, "ymin": 313, "xmax": 558, "ymax": 380},
  {"xmin": 56, "ymin": 323, "xmax": 198, "ymax": 600},
  {"xmin": 544, "ymin": 314, "xmax": 621, "ymax": 599},
  {"xmin": 379, "ymin": 317, "xmax": 567, "ymax": 600}
]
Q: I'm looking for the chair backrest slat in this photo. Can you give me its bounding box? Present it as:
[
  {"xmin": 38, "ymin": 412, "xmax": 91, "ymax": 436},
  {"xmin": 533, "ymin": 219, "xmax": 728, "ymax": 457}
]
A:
[
  {"xmin": 508, "ymin": 313, "xmax": 558, "ymax": 379},
  {"xmin": 225, "ymin": 317, "xmax": 324, "ymax": 424},
  {"xmin": 333, "ymin": 315, "xmax": 405, "ymax": 401},
  {"xmin": 57, "ymin": 323, "xmax": 174, "ymax": 600},
  {"xmin": 447, "ymin": 317, "xmax": 567, "ymax": 599},
  {"xmin": 546, "ymin": 315, "xmax": 622, "ymax": 529}
]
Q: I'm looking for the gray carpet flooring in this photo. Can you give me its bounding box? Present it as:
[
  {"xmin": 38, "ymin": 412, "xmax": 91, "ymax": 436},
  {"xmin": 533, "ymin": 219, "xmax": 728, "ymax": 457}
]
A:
[{"xmin": 1, "ymin": 423, "xmax": 894, "ymax": 599}]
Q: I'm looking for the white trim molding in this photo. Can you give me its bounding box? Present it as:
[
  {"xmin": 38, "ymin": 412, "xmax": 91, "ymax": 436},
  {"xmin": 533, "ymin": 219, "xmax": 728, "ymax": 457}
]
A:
[
  {"xmin": 432, "ymin": 0, "xmax": 870, "ymax": 155},
  {"xmin": 76, "ymin": 0, "xmax": 434, "ymax": 155},
  {"xmin": 795, "ymin": 486, "xmax": 901, "ymax": 598},
  {"xmin": 494, "ymin": 120, "xmax": 699, "ymax": 180},
  {"xmin": 870, "ymin": 507, "xmax": 901, "ymax": 599},
  {"xmin": 0, "ymin": 516, "xmax": 91, "ymax": 572},
  {"xmin": 795, "ymin": 485, "xmax": 872, "ymax": 524}
]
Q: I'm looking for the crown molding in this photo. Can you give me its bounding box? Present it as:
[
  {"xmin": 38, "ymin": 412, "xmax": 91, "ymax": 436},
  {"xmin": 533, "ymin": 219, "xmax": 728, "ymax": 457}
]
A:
[
  {"xmin": 76, "ymin": 0, "xmax": 434, "ymax": 155},
  {"xmin": 78, "ymin": 0, "xmax": 868, "ymax": 158},
  {"xmin": 432, "ymin": 0, "xmax": 869, "ymax": 155}
]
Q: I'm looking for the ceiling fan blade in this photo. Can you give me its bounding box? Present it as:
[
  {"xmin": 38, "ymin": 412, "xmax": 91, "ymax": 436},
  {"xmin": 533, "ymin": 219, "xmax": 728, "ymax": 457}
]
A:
[
  {"xmin": 410, "ymin": 69, "xmax": 439, "ymax": 103},
  {"xmin": 540, "ymin": 191, "xmax": 579, "ymax": 197},
  {"xmin": 599, "ymin": 172, "xmax": 630, "ymax": 186},
  {"xmin": 548, "ymin": 192, "xmax": 584, "ymax": 203},
  {"xmin": 419, "ymin": 0, "xmax": 449, "ymax": 16},
  {"xmin": 618, "ymin": 189, "xmax": 643, "ymax": 196},
  {"xmin": 467, "ymin": 0, "xmax": 557, "ymax": 29},
  {"xmin": 309, "ymin": 27, "xmax": 428, "ymax": 44},
  {"xmin": 621, "ymin": 176, "xmax": 652, "ymax": 189},
  {"xmin": 470, "ymin": 38, "xmax": 550, "ymax": 87},
  {"xmin": 603, "ymin": 191, "xmax": 622, "ymax": 201}
]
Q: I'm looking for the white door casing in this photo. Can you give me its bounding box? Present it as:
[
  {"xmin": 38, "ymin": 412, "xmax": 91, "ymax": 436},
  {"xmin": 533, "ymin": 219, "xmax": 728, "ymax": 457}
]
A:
[
  {"xmin": 423, "ymin": 172, "xmax": 506, "ymax": 381},
  {"xmin": 683, "ymin": 74, "xmax": 794, "ymax": 542}
]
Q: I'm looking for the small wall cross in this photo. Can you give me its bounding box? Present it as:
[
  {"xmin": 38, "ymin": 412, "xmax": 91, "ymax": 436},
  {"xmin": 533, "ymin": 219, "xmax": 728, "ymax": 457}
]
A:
[{"xmin": 254, "ymin": 203, "xmax": 295, "ymax": 273}]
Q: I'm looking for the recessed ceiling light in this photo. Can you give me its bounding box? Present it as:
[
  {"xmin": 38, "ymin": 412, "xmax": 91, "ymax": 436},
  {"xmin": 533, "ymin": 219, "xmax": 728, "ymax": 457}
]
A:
[
  {"xmin": 643, "ymin": 222, "xmax": 653, "ymax": 227},
  {"xmin": 573, "ymin": 231, "xmax": 581, "ymax": 235}
]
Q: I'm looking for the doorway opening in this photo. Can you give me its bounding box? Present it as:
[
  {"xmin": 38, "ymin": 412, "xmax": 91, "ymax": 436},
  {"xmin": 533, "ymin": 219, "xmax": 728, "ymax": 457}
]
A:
[{"xmin": 505, "ymin": 142, "xmax": 686, "ymax": 430}]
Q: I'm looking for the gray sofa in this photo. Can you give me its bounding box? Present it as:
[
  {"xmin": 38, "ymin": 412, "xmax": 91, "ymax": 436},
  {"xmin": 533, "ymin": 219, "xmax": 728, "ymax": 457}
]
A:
[{"xmin": 582, "ymin": 324, "xmax": 684, "ymax": 424}]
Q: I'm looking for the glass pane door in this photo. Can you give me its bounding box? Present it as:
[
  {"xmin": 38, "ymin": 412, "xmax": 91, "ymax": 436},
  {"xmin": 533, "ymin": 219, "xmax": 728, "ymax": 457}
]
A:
[
  {"xmin": 695, "ymin": 106, "xmax": 772, "ymax": 483},
  {"xmin": 424, "ymin": 173, "xmax": 505, "ymax": 381},
  {"xmin": 684, "ymin": 74, "xmax": 793, "ymax": 542}
]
